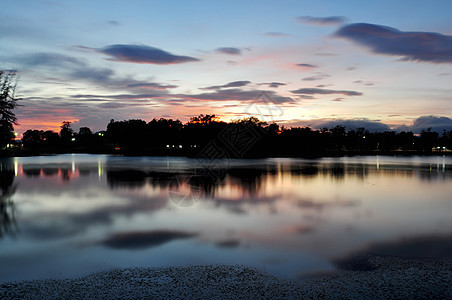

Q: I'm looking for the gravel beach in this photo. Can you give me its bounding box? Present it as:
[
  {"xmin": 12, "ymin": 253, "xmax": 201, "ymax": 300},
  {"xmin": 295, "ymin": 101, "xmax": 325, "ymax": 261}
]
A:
[{"xmin": 1, "ymin": 256, "xmax": 451, "ymax": 299}]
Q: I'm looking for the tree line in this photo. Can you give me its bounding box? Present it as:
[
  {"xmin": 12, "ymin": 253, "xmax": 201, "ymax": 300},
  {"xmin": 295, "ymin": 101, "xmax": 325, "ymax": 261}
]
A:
[
  {"xmin": 1, "ymin": 69, "xmax": 451, "ymax": 157},
  {"xmin": 16, "ymin": 114, "xmax": 452, "ymax": 157}
]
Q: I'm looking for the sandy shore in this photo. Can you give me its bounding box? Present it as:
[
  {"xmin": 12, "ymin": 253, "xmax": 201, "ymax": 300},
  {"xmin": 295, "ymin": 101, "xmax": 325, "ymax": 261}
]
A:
[{"xmin": 1, "ymin": 256, "xmax": 451, "ymax": 299}]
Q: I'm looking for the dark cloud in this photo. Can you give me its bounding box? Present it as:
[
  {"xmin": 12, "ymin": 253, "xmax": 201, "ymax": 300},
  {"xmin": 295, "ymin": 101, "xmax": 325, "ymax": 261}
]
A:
[
  {"xmin": 396, "ymin": 115, "xmax": 452, "ymax": 133},
  {"xmin": 296, "ymin": 63, "xmax": 318, "ymax": 68},
  {"xmin": 291, "ymin": 88, "xmax": 362, "ymax": 96},
  {"xmin": 318, "ymin": 119, "xmax": 390, "ymax": 132},
  {"xmin": 98, "ymin": 44, "xmax": 200, "ymax": 64},
  {"xmin": 127, "ymin": 82, "xmax": 178, "ymax": 90},
  {"xmin": 71, "ymin": 93, "xmax": 162, "ymax": 100},
  {"xmin": 216, "ymin": 47, "xmax": 242, "ymax": 55},
  {"xmin": 332, "ymin": 98, "xmax": 344, "ymax": 102},
  {"xmin": 260, "ymin": 82, "xmax": 287, "ymax": 88},
  {"xmin": 14, "ymin": 51, "xmax": 175, "ymax": 92},
  {"xmin": 308, "ymin": 118, "xmax": 391, "ymax": 132},
  {"xmin": 201, "ymin": 81, "xmax": 251, "ymax": 90},
  {"xmin": 335, "ymin": 23, "xmax": 452, "ymax": 63},
  {"xmin": 297, "ymin": 16, "xmax": 346, "ymax": 26},
  {"xmin": 264, "ymin": 32, "xmax": 291, "ymax": 37},
  {"xmin": 176, "ymin": 89, "xmax": 294, "ymax": 104}
]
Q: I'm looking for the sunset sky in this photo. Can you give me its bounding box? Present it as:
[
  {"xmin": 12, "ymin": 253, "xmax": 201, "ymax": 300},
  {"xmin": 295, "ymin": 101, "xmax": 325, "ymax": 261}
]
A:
[{"xmin": 2, "ymin": 0, "xmax": 452, "ymax": 135}]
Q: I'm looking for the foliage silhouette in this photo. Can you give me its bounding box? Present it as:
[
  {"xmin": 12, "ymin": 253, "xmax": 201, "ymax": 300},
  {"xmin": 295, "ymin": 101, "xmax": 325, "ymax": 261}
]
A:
[
  {"xmin": 0, "ymin": 70, "xmax": 20, "ymax": 148},
  {"xmin": 11, "ymin": 114, "xmax": 452, "ymax": 157}
]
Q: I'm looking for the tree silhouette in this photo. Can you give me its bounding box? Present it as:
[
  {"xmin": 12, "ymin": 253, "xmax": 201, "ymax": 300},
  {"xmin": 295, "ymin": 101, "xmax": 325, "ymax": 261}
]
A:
[
  {"xmin": 0, "ymin": 70, "xmax": 20, "ymax": 148},
  {"xmin": 16, "ymin": 115, "xmax": 452, "ymax": 156},
  {"xmin": 23, "ymin": 129, "xmax": 60, "ymax": 152},
  {"xmin": 59, "ymin": 121, "xmax": 74, "ymax": 147}
]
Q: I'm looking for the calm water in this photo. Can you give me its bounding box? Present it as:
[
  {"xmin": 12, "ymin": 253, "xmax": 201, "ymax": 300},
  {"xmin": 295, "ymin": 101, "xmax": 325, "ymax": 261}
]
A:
[{"xmin": 1, "ymin": 154, "xmax": 451, "ymax": 282}]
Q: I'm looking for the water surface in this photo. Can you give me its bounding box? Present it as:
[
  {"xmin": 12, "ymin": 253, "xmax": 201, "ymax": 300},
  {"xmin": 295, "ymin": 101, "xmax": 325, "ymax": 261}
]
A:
[{"xmin": 1, "ymin": 154, "xmax": 451, "ymax": 282}]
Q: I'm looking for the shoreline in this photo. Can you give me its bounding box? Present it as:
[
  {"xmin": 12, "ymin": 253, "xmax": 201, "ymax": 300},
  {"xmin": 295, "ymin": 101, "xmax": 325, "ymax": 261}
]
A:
[
  {"xmin": 1, "ymin": 256, "xmax": 451, "ymax": 299},
  {"xmin": 2, "ymin": 148, "xmax": 452, "ymax": 158}
]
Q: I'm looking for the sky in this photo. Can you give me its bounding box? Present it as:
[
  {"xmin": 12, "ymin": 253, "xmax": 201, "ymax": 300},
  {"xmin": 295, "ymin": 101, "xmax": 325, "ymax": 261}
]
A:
[{"xmin": 2, "ymin": 0, "xmax": 452, "ymax": 135}]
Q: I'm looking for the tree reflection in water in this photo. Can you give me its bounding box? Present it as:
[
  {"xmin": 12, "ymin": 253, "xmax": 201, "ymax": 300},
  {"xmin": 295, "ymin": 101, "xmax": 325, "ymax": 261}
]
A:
[{"xmin": 0, "ymin": 159, "xmax": 17, "ymax": 238}]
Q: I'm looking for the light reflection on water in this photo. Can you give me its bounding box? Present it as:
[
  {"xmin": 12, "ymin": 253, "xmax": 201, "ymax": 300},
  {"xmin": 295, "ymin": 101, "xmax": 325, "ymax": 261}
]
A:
[{"xmin": 0, "ymin": 154, "xmax": 451, "ymax": 282}]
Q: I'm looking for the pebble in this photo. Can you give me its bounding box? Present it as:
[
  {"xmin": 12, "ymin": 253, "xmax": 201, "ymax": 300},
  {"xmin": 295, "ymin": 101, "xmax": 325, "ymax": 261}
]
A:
[{"xmin": 0, "ymin": 256, "xmax": 451, "ymax": 299}]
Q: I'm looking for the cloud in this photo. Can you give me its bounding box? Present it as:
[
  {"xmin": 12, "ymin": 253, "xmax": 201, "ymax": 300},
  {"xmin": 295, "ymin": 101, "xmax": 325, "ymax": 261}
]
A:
[
  {"xmin": 291, "ymin": 88, "xmax": 362, "ymax": 96},
  {"xmin": 317, "ymin": 119, "xmax": 390, "ymax": 132},
  {"xmin": 302, "ymin": 73, "xmax": 330, "ymax": 81},
  {"xmin": 14, "ymin": 51, "xmax": 179, "ymax": 92},
  {"xmin": 216, "ymin": 47, "xmax": 242, "ymax": 55},
  {"xmin": 176, "ymin": 89, "xmax": 294, "ymax": 104},
  {"xmin": 98, "ymin": 44, "xmax": 200, "ymax": 64},
  {"xmin": 14, "ymin": 52, "xmax": 86, "ymax": 68},
  {"xmin": 100, "ymin": 230, "xmax": 197, "ymax": 250},
  {"xmin": 298, "ymin": 95, "xmax": 315, "ymax": 100},
  {"xmin": 260, "ymin": 82, "xmax": 286, "ymax": 88},
  {"xmin": 353, "ymin": 80, "xmax": 376, "ymax": 86},
  {"xmin": 70, "ymin": 67, "xmax": 115, "ymax": 82},
  {"xmin": 201, "ymin": 80, "xmax": 251, "ymax": 90},
  {"xmin": 296, "ymin": 63, "xmax": 318, "ymax": 68},
  {"xmin": 127, "ymin": 82, "xmax": 178, "ymax": 90},
  {"xmin": 396, "ymin": 115, "xmax": 452, "ymax": 133},
  {"xmin": 287, "ymin": 118, "xmax": 390, "ymax": 132},
  {"xmin": 297, "ymin": 16, "xmax": 346, "ymax": 26},
  {"xmin": 264, "ymin": 32, "xmax": 291, "ymax": 37},
  {"xmin": 335, "ymin": 23, "xmax": 452, "ymax": 63},
  {"xmin": 71, "ymin": 93, "xmax": 163, "ymax": 100}
]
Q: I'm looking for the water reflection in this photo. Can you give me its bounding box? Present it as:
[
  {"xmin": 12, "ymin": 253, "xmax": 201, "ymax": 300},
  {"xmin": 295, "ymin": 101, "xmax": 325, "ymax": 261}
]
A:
[
  {"xmin": 1, "ymin": 155, "xmax": 451, "ymax": 282},
  {"xmin": 100, "ymin": 230, "xmax": 198, "ymax": 250},
  {"xmin": 0, "ymin": 159, "xmax": 17, "ymax": 238}
]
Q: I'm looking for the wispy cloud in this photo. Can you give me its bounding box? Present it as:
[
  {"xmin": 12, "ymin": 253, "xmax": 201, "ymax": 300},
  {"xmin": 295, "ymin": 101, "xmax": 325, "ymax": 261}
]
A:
[
  {"xmin": 13, "ymin": 52, "xmax": 86, "ymax": 68},
  {"xmin": 335, "ymin": 23, "xmax": 452, "ymax": 63},
  {"xmin": 264, "ymin": 32, "xmax": 291, "ymax": 37},
  {"xmin": 296, "ymin": 63, "xmax": 318, "ymax": 69},
  {"xmin": 302, "ymin": 73, "xmax": 330, "ymax": 81},
  {"xmin": 216, "ymin": 47, "xmax": 242, "ymax": 55},
  {"xmin": 175, "ymin": 88, "xmax": 294, "ymax": 104},
  {"xmin": 127, "ymin": 82, "xmax": 178, "ymax": 90},
  {"xmin": 201, "ymin": 80, "xmax": 251, "ymax": 90},
  {"xmin": 297, "ymin": 16, "xmax": 346, "ymax": 26},
  {"xmin": 97, "ymin": 44, "xmax": 200, "ymax": 64},
  {"xmin": 259, "ymin": 82, "xmax": 287, "ymax": 88},
  {"xmin": 291, "ymin": 88, "xmax": 362, "ymax": 96}
]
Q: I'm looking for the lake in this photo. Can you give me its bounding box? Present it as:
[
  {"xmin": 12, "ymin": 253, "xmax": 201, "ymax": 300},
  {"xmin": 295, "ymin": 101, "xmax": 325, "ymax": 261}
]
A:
[{"xmin": 1, "ymin": 154, "xmax": 451, "ymax": 282}]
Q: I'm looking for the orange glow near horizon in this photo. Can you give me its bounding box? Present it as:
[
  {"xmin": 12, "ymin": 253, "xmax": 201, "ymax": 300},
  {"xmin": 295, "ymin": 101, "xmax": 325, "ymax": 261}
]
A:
[{"xmin": 15, "ymin": 119, "xmax": 80, "ymax": 135}]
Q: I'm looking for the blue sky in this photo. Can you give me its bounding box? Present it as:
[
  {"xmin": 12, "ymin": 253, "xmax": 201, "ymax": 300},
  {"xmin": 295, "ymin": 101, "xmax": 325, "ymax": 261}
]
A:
[{"xmin": 2, "ymin": 0, "xmax": 452, "ymax": 134}]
